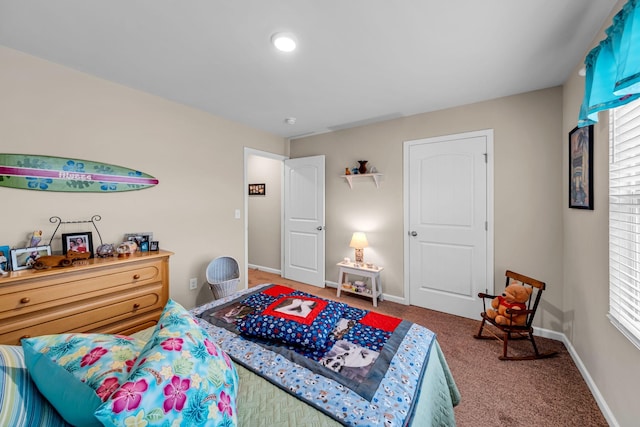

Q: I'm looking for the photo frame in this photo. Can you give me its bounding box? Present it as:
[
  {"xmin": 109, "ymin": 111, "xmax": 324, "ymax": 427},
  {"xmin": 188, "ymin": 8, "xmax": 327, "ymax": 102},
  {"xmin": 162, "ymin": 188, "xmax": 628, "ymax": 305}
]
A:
[
  {"xmin": 248, "ymin": 183, "xmax": 266, "ymax": 196},
  {"xmin": 10, "ymin": 245, "xmax": 52, "ymax": 271},
  {"xmin": 62, "ymin": 232, "xmax": 94, "ymax": 258},
  {"xmin": 149, "ymin": 241, "xmax": 159, "ymax": 251},
  {"xmin": 569, "ymin": 125, "xmax": 594, "ymax": 210},
  {"xmin": 0, "ymin": 245, "xmax": 11, "ymax": 273},
  {"xmin": 124, "ymin": 233, "xmax": 153, "ymax": 252}
]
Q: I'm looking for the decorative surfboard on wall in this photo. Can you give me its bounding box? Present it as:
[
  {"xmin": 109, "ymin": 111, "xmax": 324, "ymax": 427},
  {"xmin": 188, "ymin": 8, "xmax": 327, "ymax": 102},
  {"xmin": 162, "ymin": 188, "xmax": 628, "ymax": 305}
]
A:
[{"xmin": 0, "ymin": 153, "xmax": 159, "ymax": 192}]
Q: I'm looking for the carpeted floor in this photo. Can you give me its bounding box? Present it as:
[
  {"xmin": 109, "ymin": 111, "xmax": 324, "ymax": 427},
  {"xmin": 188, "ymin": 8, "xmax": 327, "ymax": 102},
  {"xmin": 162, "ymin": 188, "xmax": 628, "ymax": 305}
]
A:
[{"xmin": 248, "ymin": 268, "xmax": 608, "ymax": 427}]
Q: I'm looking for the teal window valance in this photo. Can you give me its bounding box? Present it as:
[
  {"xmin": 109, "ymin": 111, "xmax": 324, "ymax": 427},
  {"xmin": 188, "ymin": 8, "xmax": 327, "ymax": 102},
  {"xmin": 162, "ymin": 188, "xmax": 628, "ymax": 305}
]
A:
[{"xmin": 579, "ymin": 0, "xmax": 640, "ymax": 127}]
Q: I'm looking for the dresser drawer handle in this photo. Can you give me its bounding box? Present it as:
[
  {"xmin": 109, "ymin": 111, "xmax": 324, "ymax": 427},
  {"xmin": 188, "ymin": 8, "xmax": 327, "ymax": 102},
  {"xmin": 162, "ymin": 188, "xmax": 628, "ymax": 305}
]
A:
[
  {"xmin": 20, "ymin": 297, "xmax": 31, "ymax": 304},
  {"xmin": 133, "ymin": 274, "xmax": 141, "ymax": 280},
  {"xmin": 133, "ymin": 303, "xmax": 140, "ymax": 310}
]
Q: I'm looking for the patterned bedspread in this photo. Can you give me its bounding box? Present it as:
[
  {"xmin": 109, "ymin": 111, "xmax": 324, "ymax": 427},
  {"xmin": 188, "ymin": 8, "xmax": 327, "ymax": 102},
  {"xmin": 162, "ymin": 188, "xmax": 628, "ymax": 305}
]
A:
[{"xmin": 192, "ymin": 284, "xmax": 458, "ymax": 427}]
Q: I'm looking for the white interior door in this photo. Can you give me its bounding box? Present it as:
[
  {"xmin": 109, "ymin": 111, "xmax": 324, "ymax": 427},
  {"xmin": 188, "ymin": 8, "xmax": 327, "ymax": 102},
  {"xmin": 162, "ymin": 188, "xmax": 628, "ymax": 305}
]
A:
[
  {"xmin": 405, "ymin": 130, "xmax": 492, "ymax": 319},
  {"xmin": 283, "ymin": 155, "xmax": 325, "ymax": 287}
]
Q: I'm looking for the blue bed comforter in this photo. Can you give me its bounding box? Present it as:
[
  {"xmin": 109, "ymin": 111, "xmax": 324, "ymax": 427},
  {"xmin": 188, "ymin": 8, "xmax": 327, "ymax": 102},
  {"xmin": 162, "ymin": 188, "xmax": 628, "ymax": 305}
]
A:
[{"xmin": 192, "ymin": 284, "xmax": 460, "ymax": 427}]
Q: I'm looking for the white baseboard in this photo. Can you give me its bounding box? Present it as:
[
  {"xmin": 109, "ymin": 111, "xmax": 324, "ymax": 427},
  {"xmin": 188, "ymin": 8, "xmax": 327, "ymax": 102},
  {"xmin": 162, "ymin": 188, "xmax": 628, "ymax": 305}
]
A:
[
  {"xmin": 248, "ymin": 264, "xmax": 281, "ymax": 275},
  {"xmin": 532, "ymin": 326, "xmax": 564, "ymax": 341},
  {"xmin": 552, "ymin": 330, "xmax": 619, "ymax": 427}
]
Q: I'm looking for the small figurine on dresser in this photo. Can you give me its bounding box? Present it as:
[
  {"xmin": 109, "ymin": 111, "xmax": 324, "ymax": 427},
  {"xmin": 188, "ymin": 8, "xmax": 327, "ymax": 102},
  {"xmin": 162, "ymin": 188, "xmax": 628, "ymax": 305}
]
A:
[
  {"xmin": 96, "ymin": 243, "xmax": 116, "ymax": 258},
  {"xmin": 29, "ymin": 230, "xmax": 43, "ymax": 247},
  {"xmin": 116, "ymin": 241, "xmax": 138, "ymax": 257}
]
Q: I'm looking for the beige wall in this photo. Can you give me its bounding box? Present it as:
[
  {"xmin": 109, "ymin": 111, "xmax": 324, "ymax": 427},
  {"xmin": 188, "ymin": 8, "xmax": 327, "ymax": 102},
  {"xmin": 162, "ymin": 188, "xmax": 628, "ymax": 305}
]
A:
[
  {"xmin": 0, "ymin": 46, "xmax": 286, "ymax": 309},
  {"xmin": 247, "ymin": 154, "xmax": 282, "ymax": 270},
  {"xmin": 290, "ymin": 87, "xmax": 564, "ymax": 331},
  {"xmin": 561, "ymin": 1, "xmax": 639, "ymax": 425}
]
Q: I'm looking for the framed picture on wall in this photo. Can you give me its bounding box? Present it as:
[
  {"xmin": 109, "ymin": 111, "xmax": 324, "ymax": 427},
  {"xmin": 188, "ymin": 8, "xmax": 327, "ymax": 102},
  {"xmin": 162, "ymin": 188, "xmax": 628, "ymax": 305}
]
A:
[
  {"xmin": 569, "ymin": 125, "xmax": 594, "ymax": 210},
  {"xmin": 62, "ymin": 232, "xmax": 94, "ymax": 257},
  {"xmin": 248, "ymin": 183, "xmax": 266, "ymax": 196}
]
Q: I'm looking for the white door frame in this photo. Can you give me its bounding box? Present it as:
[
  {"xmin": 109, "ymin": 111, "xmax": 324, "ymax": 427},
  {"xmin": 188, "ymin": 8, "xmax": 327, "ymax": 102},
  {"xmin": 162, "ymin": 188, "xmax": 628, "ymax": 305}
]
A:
[
  {"xmin": 243, "ymin": 147, "xmax": 288, "ymax": 289},
  {"xmin": 402, "ymin": 129, "xmax": 495, "ymax": 305}
]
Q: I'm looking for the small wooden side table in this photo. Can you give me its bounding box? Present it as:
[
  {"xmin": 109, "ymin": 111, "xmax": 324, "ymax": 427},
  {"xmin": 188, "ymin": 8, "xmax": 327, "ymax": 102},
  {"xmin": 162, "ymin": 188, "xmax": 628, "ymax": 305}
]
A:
[{"xmin": 336, "ymin": 261, "xmax": 384, "ymax": 307}]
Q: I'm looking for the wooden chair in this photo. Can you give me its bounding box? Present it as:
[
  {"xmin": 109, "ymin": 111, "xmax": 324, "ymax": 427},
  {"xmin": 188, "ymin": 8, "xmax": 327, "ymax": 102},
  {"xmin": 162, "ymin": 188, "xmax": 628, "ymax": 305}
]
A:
[{"xmin": 473, "ymin": 270, "xmax": 557, "ymax": 361}]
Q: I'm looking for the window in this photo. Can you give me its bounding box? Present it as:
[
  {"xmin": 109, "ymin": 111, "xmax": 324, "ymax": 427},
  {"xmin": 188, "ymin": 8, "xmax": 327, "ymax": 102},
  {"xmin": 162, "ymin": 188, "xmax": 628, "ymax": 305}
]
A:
[{"xmin": 609, "ymin": 97, "xmax": 640, "ymax": 350}]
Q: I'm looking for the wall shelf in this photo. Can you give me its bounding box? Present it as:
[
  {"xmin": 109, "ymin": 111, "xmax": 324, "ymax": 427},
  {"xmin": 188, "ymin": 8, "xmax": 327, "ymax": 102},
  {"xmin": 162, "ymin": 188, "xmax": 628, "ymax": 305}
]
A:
[{"xmin": 341, "ymin": 173, "xmax": 383, "ymax": 189}]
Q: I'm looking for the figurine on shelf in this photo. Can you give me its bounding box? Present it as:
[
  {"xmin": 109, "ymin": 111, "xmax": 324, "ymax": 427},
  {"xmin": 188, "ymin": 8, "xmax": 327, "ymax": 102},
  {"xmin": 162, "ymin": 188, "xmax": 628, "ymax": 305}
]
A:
[
  {"xmin": 29, "ymin": 230, "xmax": 43, "ymax": 247},
  {"xmin": 116, "ymin": 241, "xmax": 137, "ymax": 257},
  {"xmin": 96, "ymin": 243, "xmax": 116, "ymax": 258},
  {"xmin": 351, "ymin": 167, "xmax": 359, "ymax": 175},
  {"xmin": 358, "ymin": 160, "xmax": 368, "ymax": 174},
  {"xmin": 345, "ymin": 167, "xmax": 351, "ymax": 175},
  {"xmin": 32, "ymin": 250, "xmax": 91, "ymax": 270}
]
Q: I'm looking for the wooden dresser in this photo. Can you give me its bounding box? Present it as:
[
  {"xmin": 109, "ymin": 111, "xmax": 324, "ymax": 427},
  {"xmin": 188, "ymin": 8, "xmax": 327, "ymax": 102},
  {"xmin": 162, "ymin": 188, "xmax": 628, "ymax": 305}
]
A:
[{"xmin": 0, "ymin": 250, "xmax": 172, "ymax": 345}]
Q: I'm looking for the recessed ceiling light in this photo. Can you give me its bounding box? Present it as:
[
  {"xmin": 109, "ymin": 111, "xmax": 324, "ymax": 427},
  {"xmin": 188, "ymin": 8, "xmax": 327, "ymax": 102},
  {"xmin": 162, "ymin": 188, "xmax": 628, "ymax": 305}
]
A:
[
  {"xmin": 272, "ymin": 32, "xmax": 297, "ymax": 52},
  {"xmin": 284, "ymin": 117, "xmax": 297, "ymax": 125}
]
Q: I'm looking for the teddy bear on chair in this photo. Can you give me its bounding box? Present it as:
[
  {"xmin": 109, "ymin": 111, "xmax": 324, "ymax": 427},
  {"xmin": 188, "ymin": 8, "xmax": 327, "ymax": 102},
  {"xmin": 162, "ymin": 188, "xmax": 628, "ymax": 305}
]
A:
[{"xmin": 485, "ymin": 281, "xmax": 533, "ymax": 326}]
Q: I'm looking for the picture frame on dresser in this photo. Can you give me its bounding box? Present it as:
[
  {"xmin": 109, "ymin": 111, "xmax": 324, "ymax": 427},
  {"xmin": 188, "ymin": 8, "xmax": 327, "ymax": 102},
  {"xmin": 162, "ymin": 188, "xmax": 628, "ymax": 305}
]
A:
[
  {"xmin": 62, "ymin": 232, "xmax": 94, "ymax": 258},
  {"xmin": 0, "ymin": 245, "xmax": 11, "ymax": 273},
  {"xmin": 10, "ymin": 245, "xmax": 52, "ymax": 271},
  {"xmin": 125, "ymin": 232, "xmax": 153, "ymax": 252}
]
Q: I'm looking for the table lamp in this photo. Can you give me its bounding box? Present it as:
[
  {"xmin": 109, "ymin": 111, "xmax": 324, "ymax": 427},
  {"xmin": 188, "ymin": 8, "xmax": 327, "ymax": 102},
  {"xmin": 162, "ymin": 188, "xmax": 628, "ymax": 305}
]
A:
[{"xmin": 349, "ymin": 232, "xmax": 368, "ymax": 264}]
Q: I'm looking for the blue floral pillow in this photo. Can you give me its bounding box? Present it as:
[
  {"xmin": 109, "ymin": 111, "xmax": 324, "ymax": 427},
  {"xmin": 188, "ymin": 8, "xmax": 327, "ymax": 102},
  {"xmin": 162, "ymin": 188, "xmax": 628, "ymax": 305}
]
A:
[
  {"xmin": 94, "ymin": 299, "xmax": 239, "ymax": 427},
  {"xmin": 238, "ymin": 292, "xmax": 346, "ymax": 349},
  {"xmin": 22, "ymin": 334, "xmax": 145, "ymax": 426}
]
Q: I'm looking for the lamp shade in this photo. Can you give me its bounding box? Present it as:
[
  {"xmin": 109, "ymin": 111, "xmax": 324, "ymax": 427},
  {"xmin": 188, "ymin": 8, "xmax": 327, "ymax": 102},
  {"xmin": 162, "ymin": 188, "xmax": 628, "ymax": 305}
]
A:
[{"xmin": 349, "ymin": 232, "xmax": 369, "ymax": 249}]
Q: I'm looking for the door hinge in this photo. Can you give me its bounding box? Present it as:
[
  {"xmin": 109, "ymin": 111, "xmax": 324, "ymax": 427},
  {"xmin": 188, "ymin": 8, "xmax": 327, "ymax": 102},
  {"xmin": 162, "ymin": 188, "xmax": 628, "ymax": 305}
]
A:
[
  {"xmin": 485, "ymin": 221, "xmax": 488, "ymax": 231},
  {"xmin": 483, "ymin": 153, "xmax": 488, "ymax": 163}
]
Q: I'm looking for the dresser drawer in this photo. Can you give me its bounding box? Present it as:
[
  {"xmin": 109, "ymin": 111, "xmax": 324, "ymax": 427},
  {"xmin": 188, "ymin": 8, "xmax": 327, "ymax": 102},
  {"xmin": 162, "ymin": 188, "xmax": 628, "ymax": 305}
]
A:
[
  {"xmin": 0, "ymin": 283, "xmax": 164, "ymax": 345},
  {"xmin": 90, "ymin": 313, "xmax": 161, "ymax": 337},
  {"xmin": 0, "ymin": 261, "xmax": 162, "ymax": 320},
  {"xmin": 0, "ymin": 251, "xmax": 171, "ymax": 346}
]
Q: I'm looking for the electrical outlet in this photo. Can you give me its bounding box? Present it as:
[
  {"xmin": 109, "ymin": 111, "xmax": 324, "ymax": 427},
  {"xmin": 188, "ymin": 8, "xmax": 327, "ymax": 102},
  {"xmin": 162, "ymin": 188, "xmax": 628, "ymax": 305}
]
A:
[{"xmin": 189, "ymin": 278, "xmax": 198, "ymax": 290}]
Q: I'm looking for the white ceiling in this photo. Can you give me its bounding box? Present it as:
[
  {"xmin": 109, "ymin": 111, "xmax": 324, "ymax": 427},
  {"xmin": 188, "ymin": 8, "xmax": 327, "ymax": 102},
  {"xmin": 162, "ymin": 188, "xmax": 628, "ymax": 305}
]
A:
[{"xmin": 0, "ymin": 0, "xmax": 617, "ymax": 139}]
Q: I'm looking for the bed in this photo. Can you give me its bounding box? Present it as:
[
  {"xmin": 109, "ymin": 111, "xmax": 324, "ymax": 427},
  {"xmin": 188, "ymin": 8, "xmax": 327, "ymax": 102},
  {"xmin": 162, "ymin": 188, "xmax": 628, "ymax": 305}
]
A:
[{"xmin": 0, "ymin": 283, "xmax": 460, "ymax": 426}]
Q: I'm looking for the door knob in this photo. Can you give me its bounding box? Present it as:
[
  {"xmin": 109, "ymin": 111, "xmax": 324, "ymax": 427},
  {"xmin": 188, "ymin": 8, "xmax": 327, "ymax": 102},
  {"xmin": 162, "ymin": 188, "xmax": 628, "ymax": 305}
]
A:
[
  {"xmin": 410, "ymin": 231, "xmax": 418, "ymax": 237},
  {"xmin": 316, "ymin": 226, "xmax": 325, "ymax": 231}
]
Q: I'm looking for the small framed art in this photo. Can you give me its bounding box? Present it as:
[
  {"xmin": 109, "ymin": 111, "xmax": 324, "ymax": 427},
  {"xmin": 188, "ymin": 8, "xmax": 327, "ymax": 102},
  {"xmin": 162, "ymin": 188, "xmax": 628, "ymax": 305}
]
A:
[
  {"xmin": 569, "ymin": 125, "xmax": 594, "ymax": 210},
  {"xmin": 0, "ymin": 245, "xmax": 11, "ymax": 273},
  {"xmin": 10, "ymin": 245, "xmax": 52, "ymax": 271},
  {"xmin": 124, "ymin": 233, "xmax": 153, "ymax": 252},
  {"xmin": 62, "ymin": 232, "xmax": 94, "ymax": 257},
  {"xmin": 248, "ymin": 183, "xmax": 266, "ymax": 196},
  {"xmin": 149, "ymin": 241, "xmax": 159, "ymax": 251}
]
